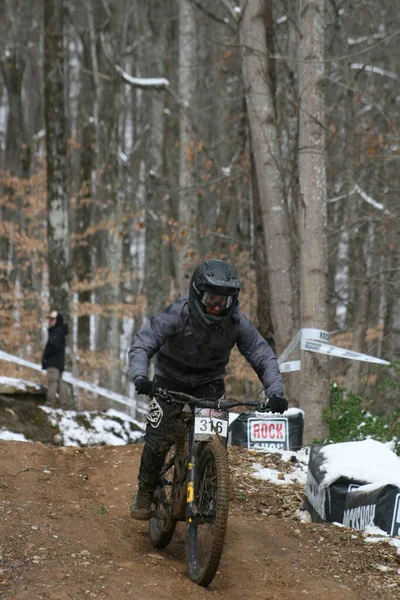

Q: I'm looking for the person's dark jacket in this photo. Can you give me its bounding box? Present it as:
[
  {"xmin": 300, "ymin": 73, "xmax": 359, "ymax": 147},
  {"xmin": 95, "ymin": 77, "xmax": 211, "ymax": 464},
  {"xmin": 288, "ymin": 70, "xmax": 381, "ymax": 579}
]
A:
[
  {"xmin": 128, "ymin": 297, "xmax": 283, "ymax": 397},
  {"xmin": 42, "ymin": 314, "xmax": 69, "ymax": 372}
]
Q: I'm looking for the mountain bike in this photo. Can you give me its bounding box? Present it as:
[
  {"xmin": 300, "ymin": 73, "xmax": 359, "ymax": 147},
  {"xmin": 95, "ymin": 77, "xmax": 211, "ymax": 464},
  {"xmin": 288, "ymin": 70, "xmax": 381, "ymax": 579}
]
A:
[{"xmin": 148, "ymin": 388, "xmax": 269, "ymax": 587}]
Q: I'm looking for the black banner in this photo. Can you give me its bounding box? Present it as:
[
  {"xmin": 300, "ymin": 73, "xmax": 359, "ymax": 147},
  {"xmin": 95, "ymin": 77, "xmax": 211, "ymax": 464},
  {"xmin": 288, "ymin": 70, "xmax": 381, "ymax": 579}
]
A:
[
  {"xmin": 303, "ymin": 445, "xmax": 367, "ymax": 523},
  {"xmin": 229, "ymin": 410, "xmax": 303, "ymax": 451},
  {"xmin": 303, "ymin": 444, "xmax": 400, "ymax": 537},
  {"xmin": 344, "ymin": 484, "xmax": 400, "ymax": 536}
]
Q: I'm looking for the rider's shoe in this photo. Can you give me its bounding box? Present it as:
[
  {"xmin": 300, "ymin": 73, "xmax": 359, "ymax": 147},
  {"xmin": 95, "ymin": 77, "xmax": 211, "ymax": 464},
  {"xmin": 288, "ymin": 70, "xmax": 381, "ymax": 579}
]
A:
[{"xmin": 130, "ymin": 491, "xmax": 152, "ymax": 520}]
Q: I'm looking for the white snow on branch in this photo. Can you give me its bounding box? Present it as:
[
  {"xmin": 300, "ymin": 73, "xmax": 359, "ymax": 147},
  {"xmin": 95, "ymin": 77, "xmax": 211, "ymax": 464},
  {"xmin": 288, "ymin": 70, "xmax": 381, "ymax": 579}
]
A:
[
  {"xmin": 118, "ymin": 150, "xmax": 128, "ymax": 164},
  {"xmin": 348, "ymin": 32, "xmax": 385, "ymax": 46},
  {"xmin": 351, "ymin": 63, "xmax": 399, "ymax": 81},
  {"xmin": 327, "ymin": 192, "xmax": 348, "ymax": 203},
  {"xmin": 354, "ymin": 184, "xmax": 392, "ymax": 215},
  {"xmin": 115, "ymin": 65, "xmax": 169, "ymax": 90},
  {"xmin": 328, "ymin": 185, "xmax": 393, "ymax": 216}
]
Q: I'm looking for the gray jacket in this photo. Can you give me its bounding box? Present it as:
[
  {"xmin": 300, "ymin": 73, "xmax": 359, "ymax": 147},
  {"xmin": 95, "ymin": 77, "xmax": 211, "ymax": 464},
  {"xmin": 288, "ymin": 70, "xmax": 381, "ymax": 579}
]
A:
[{"xmin": 128, "ymin": 297, "xmax": 284, "ymax": 397}]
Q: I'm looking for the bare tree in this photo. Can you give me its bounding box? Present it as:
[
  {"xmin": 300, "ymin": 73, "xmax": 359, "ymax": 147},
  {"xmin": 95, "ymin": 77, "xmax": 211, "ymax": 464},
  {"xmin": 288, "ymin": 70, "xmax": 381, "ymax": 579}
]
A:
[
  {"xmin": 43, "ymin": 0, "xmax": 70, "ymax": 320},
  {"xmin": 297, "ymin": 0, "xmax": 329, "ymax": 442},
  {"xmin": 239, "ymin": 0, "xmax": 295, "ymax": 358},
  {"xmin": 143, "ymin": 0, "xmax": 174, "ymax": 315},
  {"xmin": 177, "ymin": 0, "xmax": 198, "ymax": 293}
]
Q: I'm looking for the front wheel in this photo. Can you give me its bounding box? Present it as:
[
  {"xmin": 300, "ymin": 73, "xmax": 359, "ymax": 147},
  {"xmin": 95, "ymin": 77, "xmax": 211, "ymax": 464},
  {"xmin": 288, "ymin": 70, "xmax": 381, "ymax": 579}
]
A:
[{"xmin": 186, "ymin": 439, "xmax": 230, "ymax": 586}]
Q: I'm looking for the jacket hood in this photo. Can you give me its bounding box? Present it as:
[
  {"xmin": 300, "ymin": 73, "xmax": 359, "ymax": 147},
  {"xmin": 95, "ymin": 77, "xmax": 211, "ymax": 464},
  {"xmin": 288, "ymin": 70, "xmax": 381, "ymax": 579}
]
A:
[{"xmin": 56, "ymin": 312, "xmax": 68, "ymax": 334}]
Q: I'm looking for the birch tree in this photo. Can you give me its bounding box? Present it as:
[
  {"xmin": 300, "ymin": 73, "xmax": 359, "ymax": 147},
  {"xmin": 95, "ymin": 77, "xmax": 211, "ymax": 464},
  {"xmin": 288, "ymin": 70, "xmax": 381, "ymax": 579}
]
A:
[
  {"xmin": 178, "ymin": 0, "xmax": 198, "ymax": 293},
  {"xmin": 43, "ymin": 0, "xmax": 70, "ymax": 320},
  {"xmin": 297, "ymin": 0, "xmax": 329, "ymax": 442},
  {"xmin": 74, "ymin": 23, "xmax": 95, "ymax": 357}
]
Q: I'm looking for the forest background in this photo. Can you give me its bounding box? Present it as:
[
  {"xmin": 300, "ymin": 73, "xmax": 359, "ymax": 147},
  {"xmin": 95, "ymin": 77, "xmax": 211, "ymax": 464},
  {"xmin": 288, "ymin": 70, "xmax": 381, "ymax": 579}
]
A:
[{"xmin": 0, "ymin": 0, "xmax": 399, "ymax": 443}]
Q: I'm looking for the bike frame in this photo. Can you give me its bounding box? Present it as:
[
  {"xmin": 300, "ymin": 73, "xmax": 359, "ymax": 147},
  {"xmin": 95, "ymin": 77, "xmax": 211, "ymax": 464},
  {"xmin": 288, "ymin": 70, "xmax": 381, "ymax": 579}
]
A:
[
  {"xmin": 149, "ymin": 389, "xmax": 271, "ymax": 586},
  {"xmin": 154, "ymin": 390, "xmax": 265, "ymax": 522},
  {"xmin": 185, "ymin": 405, "xmax": 230, "ymax": 522}
]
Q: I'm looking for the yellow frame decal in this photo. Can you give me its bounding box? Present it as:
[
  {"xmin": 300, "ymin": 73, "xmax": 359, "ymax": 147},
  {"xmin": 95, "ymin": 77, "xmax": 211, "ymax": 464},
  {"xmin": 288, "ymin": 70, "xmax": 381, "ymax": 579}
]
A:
[{"xmin": 187, "ymin": 481, "xmax": 194, "ymax": 503}]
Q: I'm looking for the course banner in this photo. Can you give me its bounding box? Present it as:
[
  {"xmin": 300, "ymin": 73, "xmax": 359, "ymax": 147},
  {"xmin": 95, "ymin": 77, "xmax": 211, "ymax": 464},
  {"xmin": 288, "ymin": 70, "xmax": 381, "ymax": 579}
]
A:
[
  {"xmin": 343, "ymin": 485, "xmax": 400, "ymax": 537},
  {"xmin": 229, "ymin": 409, "xmax": 303, "ymax": 451},
  {"xmin": 303, "ymin": 444, "xmax": 400, "ymax": 537},
  {"xmin": 303, "ymin": 445, "xmax": 367, "ymax": 523},
  {"xmin": 278, "ymin": 328, "xmax": 390, "ymax": 373}
]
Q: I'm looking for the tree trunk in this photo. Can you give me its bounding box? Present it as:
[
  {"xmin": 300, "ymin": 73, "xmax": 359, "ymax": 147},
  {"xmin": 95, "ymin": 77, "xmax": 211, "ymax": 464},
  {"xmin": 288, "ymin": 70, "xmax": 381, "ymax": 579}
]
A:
[
  {"xmin": 343, "ymin": 218, "xmax": 370, "ymax": 394},
  {"xmin": 145, "ymin": 0, "xmax": 171, "ymax": 315},
  {"xmin": 251, "ymin": 150, "xmax": 273, "ymax": 347},
  {"xmin": 43, "ymin": 0, "xmax": 70, "ymax": 322},
  {"xmin": 239, "ymin": 0, "xmax": 295, "ymax": 357},
  {"xmin": 297, "ymin": 0, "xmax": 329, "ymax": 442},
  {"xmin": 0, "ymin": 50, "xmax": 32, "ymax": 347},
  {"xmin": 177, "ymin": 0, "xmax": 198, "ymax": 294},
  {"xmin": 75, "ymin": 35, "xmax": 94, "ymax": 356}
]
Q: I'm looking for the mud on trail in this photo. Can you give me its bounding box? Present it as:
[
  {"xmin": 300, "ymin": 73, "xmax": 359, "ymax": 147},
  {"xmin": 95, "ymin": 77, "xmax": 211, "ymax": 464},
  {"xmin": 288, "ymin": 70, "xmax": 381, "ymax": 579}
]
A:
[{"xmin": 0, "ymin": 440, "xmax": 399, "ymax": 600}]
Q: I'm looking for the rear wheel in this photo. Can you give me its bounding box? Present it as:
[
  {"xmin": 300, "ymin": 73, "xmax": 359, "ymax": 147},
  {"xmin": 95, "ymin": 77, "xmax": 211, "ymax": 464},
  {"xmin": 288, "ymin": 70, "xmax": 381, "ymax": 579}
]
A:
[
  {"xmin": 149, "ymin": 438, "xmax": 185, "ymax": 549},
  {"xmin": 186, "ymin": 439, "xmax": 230, "ymax": 586}
]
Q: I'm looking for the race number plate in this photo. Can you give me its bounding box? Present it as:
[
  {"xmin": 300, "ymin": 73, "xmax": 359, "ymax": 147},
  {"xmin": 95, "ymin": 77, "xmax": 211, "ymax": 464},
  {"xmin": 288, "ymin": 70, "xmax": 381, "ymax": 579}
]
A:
[{"xmin": 194, "ymin": 408, "xmax": 228, "ymax": 438}]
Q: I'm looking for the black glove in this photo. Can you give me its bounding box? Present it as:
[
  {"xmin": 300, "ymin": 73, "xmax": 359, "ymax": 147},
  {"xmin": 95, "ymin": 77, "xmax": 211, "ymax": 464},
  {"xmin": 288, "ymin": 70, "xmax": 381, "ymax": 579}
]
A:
[
  {"xmin": 134, "ymin": 377, "xmax": 155, "ymax": 398},
  {"xmin": 42, "ymin": 360, "xmax": 47, "ymax": 370},
  {"xmin": 268, "ymin": 393, "xmax": 288, "ymax": 414}
]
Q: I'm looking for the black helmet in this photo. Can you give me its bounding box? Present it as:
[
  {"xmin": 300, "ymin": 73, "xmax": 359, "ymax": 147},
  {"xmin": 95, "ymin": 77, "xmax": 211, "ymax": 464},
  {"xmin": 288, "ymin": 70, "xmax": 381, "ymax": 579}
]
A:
[{"xmin": 188, "ymin": 259, "xmax": 240, "ymax": 330}]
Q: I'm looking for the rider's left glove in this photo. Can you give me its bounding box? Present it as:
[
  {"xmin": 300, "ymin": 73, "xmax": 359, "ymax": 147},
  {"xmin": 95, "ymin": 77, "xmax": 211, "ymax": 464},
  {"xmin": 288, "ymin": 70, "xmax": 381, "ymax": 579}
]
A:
[
  {"xmin": 268, "ymin": 393, "xmax": 288, "ymax": 414},
  {"xmin": 134, "ymin": 376, "xmax": 156, "ymax": 398}
]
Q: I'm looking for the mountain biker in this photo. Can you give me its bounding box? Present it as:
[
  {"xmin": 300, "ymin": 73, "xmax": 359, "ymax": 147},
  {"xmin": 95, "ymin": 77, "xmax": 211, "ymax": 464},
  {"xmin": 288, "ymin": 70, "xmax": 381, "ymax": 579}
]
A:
[{"xmin": 128, "ymin": 259, "xmax": 288, "ymax": 520}]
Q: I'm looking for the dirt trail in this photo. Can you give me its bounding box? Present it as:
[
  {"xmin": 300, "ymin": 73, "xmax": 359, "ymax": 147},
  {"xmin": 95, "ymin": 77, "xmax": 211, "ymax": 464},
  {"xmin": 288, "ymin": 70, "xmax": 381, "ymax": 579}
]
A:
[{"xmin": 0, "ymin": 440, "xmax": 399, "ymax": 600}]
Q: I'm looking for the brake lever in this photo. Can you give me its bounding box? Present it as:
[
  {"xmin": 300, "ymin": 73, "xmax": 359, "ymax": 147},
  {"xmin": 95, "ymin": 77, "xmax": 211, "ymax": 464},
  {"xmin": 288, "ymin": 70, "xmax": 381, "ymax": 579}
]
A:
[
  {"xmin": 154, "ymin": 388, "xmax": 172, "ymax": 404},
  {"xmin": 257, "ymin": 401, "xmax": 271, "ymax": 413},
  {"xmin": 216, "ymin": 396, "xmax": 227, "ymax": 410}
]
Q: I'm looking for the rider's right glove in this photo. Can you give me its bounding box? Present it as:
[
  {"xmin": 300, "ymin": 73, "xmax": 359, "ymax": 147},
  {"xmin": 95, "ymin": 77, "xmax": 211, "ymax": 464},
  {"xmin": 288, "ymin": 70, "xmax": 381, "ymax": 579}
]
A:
[
  {"xmin": 134, "ymin": 376, "xmax": 156, "ymax": 398},
  {"xmin": 268, "ymin": 393, "xmax": 288, "ymax": 414}
]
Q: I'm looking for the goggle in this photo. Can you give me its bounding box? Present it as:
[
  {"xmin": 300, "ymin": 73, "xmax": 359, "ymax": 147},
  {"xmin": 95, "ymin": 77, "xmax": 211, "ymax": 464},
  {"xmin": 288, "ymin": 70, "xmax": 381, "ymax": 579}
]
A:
[{"xmin": 201, "ymin": 292, "xmax": 234, "ymax": 310}]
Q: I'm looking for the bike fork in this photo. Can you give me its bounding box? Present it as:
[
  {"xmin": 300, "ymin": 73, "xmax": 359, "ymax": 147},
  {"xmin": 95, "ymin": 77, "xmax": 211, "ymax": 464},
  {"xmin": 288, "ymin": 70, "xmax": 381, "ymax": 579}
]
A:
[{"xmin": 186, "ymin": 443, "xmax": 198, "ymax": 522}]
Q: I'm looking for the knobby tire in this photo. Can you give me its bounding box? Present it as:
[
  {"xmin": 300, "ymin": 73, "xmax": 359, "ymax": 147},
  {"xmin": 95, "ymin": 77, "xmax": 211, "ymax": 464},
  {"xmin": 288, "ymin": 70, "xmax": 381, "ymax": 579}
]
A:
[
  {"xmin": 148, "ymin": 436, "xmax": 185, "ymax": 549},
  {"xmin": 186, "ymin": 439, "xmax": 230, "ymax": 586}
]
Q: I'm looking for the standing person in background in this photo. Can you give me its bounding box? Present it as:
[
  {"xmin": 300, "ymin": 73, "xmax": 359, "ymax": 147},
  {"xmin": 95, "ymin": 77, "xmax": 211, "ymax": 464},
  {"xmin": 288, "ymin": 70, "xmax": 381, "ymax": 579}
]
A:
[{"xmin": 42, "ymin": 311, "xmax": 69, "ymax": 408}]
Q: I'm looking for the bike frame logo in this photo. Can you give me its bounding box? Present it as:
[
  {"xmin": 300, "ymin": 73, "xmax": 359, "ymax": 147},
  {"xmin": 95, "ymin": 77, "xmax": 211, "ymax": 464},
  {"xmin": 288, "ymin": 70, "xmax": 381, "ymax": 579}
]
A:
[
  {"xmin": 147, "ymin": 398, "xmax": 163, "ymax": 428},
  {"xmin": 247, "ymin": 417, "xmax": 288, "ymax": 450}
]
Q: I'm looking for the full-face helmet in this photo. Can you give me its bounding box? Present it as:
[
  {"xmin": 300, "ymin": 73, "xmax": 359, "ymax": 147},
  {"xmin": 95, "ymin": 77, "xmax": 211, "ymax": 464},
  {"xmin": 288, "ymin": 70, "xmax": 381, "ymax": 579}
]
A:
[{"xmin": 188, "ymin": 259, "xmax": 240, "ymax": 330}]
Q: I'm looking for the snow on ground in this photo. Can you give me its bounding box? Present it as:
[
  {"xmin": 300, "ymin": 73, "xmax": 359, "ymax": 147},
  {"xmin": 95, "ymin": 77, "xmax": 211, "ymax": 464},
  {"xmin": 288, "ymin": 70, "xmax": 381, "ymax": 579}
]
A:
[
  {"xmin": 252, "ymin": 446, "xmax": 309, "ymax": 485},
  {"xmin": 0, "ymin": 430, "xmax": 32, "ymax": 442},
  {"xmin": 333, "ymin": 522, "xmax": 400, "ymax": 553},
  {"xmin": 0, "ymin": 406, "xmax": 144, "ymax": 447},
  {"xmin": 0, "ymin": 376, "xmax": 42, "ymax": 392},
  {"xmin": 40, "ymin": 406, "xmax": 144, "ymax": 447},
  {"xmin": 252, "ymin": 462, "xmax": 308, "ymax": 485}
]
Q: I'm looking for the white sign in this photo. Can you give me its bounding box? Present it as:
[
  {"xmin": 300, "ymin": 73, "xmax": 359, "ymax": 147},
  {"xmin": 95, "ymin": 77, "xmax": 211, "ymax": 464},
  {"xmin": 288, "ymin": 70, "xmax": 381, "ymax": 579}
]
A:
[
  {"xmin": 248, "ymin": 417, "xmax": 288, "ymax": 450},
  {"xmin": 278, "ymin": 328, "xmax": 389, "ymax": 373}
]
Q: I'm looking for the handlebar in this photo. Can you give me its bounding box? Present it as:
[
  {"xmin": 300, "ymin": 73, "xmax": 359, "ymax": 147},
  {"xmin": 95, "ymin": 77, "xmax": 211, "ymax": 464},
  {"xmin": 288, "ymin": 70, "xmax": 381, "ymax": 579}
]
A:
[{"xmin": 154, "ymin": 388, "xmax": 271, "ymax": 412}]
